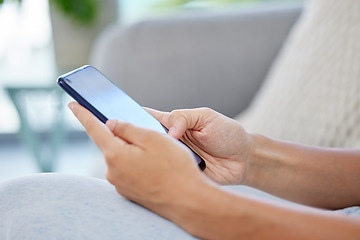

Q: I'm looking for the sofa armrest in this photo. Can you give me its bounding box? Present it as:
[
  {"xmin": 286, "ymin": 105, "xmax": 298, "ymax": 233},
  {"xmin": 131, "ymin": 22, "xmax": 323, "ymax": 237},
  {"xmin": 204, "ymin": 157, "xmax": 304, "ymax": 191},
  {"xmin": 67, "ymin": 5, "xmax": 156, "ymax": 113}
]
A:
[{"xmin": 91, "ymin": 4, "xmax": 301, "ymax": 117}]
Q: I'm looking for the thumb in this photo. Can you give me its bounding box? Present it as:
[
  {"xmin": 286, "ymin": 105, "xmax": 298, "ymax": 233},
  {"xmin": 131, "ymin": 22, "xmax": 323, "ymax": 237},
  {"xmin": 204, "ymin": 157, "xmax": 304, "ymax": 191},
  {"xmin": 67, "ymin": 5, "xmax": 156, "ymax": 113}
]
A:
[
  {"xmin": 143, "ymin": 107, "xmax": 170, "ymax": 127},
  {"xmin": 167, "ymin": 108, "xmax": 209, "ymax": 139},
  {"xmin": 144, "ymin": 107, "xmax": 185, "ymax": 139},
  {"xmin": 167, "ymin": 116, "xmax": 188, "ymax": 139}
]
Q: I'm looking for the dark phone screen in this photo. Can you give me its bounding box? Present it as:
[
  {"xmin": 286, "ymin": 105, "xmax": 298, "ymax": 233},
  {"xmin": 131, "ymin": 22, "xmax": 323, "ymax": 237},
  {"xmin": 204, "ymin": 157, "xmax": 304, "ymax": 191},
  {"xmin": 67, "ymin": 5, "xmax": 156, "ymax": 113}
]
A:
[{"xmin": 60, "ymin": 66, "xmax": 204, "ymax": 168}]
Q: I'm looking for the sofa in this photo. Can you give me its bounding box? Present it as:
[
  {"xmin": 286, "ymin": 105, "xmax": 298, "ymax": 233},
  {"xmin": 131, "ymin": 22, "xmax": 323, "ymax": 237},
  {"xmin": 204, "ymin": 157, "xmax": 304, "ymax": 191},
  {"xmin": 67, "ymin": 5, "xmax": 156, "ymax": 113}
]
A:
[
  {"xmin": 91, "ymin": 3, "xmax": 301, "ymax": 119},
  {"xmin": 92, "ymin": 0, "xmax": 360, "ymax": 149},
  {"xmin": 2, "ymin": 2, "xmax": 360, "ymax": 239}
]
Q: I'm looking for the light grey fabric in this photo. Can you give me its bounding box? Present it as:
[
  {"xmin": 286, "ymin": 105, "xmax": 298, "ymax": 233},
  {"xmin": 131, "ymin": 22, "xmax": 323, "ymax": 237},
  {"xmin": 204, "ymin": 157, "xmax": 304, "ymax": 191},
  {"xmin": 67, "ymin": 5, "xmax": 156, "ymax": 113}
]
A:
[
  {"xmin": 1, "ymin": 174, "xmax": 359, "ymax": 240},
  {"xmin": 0, "ymin": 174, "xmax": 195, "ymax": 240},
  {"xmin": 91, "ymin": 4, "xmax": 302, "ymax": 117}
]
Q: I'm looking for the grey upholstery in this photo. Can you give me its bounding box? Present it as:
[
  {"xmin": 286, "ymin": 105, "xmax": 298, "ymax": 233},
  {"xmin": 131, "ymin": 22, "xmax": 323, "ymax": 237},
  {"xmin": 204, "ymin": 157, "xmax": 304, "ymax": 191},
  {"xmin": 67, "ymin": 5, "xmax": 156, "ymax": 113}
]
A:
[
  {"xmin": 0, "ymin": 174, "xmax": 194, "ymax": 240},
  {"xmin": 91, "ymin": 4, "xmax": 302, "ymax": 117}
]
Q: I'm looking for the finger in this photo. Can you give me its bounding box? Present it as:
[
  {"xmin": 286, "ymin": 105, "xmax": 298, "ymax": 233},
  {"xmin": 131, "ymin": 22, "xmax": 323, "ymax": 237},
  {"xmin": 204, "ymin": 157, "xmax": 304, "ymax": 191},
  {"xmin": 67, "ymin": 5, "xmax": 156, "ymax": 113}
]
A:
[
  {"xmin": 145, "ymin": 107, "xmax": 198, "ymax": 139},
  {"xmin": 167, "ymin": 115, "xmax": 187, "ymax": 139},
  {"xmin": 143, "ymin": 107, "xmax": 171, "ymax": 127},
  {"xmin": 145, "ymin": 107, "xmax": 208, "ymax": 139},
  {"xmin": 68, "ymin": 101, "xmax": 116, "ymax": 151},
  {"xmin": 143, "ymin": 107, "xmax": 181, "ymax": 138},
  {"xmin": 167, "ymin": 108, "xmax": 209, "ymax": 139},
  {"xmin": 106, "ymin": 119, "xmax": 158, "ymax": 149}
]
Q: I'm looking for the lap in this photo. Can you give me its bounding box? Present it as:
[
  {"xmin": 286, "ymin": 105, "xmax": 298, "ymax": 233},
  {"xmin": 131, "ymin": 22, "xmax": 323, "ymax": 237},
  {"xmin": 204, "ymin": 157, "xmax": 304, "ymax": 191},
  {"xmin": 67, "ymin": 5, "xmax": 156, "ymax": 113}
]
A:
[{"xmin": 0, "ymin": 173, "xmax": 195, "ymax": 240}]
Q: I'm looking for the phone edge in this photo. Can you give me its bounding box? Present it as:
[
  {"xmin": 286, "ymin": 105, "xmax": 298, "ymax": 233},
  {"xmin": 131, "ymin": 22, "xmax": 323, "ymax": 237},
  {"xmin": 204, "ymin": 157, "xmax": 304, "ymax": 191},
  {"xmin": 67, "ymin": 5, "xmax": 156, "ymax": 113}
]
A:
[{"xmin": 57, "ymin": 78, "xmax": 108, "ymax": 124}]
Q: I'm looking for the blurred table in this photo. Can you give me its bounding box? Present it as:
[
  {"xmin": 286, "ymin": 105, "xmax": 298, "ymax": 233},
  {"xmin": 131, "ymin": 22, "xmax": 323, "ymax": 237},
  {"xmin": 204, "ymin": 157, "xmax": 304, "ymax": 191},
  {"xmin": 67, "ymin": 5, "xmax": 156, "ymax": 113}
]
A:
[
  {"xmin": 1, "ymin": 45, "xmax": 69, "ymax": 172},
  {"xmin": 4, "ymin": 85, "xmax": 66, "ymax": 172}
]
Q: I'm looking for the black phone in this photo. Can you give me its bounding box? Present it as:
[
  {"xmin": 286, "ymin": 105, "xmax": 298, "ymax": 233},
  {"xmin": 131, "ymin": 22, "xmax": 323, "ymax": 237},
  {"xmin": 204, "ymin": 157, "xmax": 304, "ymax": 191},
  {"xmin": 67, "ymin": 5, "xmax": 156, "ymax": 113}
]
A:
[{"xmin": 57, "ymin": 65, "xmax": 206, "ymax": 171}]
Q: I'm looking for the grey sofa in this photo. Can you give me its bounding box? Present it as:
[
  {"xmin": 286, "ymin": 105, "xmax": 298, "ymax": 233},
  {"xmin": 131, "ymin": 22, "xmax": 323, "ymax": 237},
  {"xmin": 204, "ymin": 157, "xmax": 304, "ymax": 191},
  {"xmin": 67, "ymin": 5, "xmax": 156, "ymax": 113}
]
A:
[{"xmin": 91, "ymin": 3, "xmax": 302, "ymax": 118}]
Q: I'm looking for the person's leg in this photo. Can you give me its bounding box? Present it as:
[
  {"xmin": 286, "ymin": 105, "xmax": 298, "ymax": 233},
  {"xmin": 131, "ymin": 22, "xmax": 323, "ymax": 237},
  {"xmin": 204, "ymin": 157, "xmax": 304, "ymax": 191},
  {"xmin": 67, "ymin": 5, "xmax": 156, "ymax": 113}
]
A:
[{"xmin": 0, "ymin": 173, "xmax": 195, "ymax": 240}]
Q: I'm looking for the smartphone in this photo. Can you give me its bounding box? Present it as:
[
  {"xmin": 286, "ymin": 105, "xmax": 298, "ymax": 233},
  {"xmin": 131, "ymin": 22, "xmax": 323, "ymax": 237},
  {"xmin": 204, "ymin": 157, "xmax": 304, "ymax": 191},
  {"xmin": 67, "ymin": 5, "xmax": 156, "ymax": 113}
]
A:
[{"xmin": 57, "ymin": 65, "xmax": 206, "ymax": 171}]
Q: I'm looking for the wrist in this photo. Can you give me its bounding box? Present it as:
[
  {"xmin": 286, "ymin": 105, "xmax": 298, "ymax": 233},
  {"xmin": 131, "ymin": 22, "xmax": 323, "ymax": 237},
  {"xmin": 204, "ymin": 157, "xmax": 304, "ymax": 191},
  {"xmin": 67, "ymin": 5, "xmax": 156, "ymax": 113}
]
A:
[
  {"xmin": 243, "ymin": 133, "xmax": 279, "ymax": 188},
  {"xmin": 157, "ymin": 177, "xmax": 224, "ymax": 238},
  {"xmin": 243, "ymin": 133, "xmax": 301, "ymax": 195}
]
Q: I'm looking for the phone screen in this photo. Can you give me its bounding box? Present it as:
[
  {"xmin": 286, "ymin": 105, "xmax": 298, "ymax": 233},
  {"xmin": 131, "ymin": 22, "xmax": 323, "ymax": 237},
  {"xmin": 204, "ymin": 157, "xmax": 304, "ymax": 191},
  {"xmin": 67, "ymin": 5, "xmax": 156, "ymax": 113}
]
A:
[{"xmin": 58, "ymin": 65, "xmax": 206, "ymax": 170}]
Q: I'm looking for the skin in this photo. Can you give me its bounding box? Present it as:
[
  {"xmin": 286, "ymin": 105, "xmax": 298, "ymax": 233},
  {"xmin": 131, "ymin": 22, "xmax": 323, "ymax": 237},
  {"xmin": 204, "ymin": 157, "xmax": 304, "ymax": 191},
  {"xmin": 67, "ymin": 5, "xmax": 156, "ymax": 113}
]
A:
[{"xmin": 69, "ymin": 101, "xmax": 360, "ymax": 240}]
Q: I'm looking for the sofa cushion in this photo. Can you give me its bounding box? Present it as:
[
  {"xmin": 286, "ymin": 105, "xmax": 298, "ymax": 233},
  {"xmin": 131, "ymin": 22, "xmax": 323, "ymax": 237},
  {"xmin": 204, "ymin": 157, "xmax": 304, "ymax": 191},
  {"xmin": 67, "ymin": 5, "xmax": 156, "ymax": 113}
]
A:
[{"xmin": 237, "ymin": 0, "xmax": 360, "ymax": 148}]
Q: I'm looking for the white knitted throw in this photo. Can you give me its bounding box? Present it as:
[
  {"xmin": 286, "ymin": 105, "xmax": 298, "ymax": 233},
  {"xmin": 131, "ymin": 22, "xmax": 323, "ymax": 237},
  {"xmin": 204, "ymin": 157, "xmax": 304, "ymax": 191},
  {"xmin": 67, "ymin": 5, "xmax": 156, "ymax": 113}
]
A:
[{"xmin": 236, "ymin": 0, "xmax": 360, "ymax": 148}]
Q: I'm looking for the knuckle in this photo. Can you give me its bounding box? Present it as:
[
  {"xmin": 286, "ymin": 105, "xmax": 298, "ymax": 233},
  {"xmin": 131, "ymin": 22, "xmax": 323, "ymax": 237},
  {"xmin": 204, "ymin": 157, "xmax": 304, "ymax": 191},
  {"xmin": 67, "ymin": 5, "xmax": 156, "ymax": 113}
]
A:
[
  {"xmin": 105, "ymin": 170, "xmax": 116, "ymax": 185},
  {"xmin": 169, "ymin": 109, "xmax": 183, "ymax": 119},
  {"xmin": 104, "ymin": 150, "xmax": 117, "ymax": 164},
  {"xmin": 198, "ymin": 107, "xmax": 216, "ymax": 118},
  {"xmin": 117, "ymin": 122, "xmax": 132, "ymax": 134},
  {"xmin": 199, "ymin": 107, "xmax": 213, "ymax": 114},
  {"xmin": 120, "ymin": 121, "xmax": 131, "ymax": 129},
  {"xmin": 169, "ymin": 109, "xmax": 187, "ymax": 125}
]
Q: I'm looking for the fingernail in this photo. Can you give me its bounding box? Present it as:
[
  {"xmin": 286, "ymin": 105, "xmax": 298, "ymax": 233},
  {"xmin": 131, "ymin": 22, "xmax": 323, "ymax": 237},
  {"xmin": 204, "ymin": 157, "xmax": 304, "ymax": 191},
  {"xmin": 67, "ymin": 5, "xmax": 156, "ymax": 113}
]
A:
[
  {"xmin": 68, "ymin": 102, "xmax": 76, "ymax": 110},
  {"xmin": 168, "ymin": 127, "xmax": 177, "ymax": 137},
  {"xmin": 106, "ymin": 119, "xmax": 116, "ymax": 131}
]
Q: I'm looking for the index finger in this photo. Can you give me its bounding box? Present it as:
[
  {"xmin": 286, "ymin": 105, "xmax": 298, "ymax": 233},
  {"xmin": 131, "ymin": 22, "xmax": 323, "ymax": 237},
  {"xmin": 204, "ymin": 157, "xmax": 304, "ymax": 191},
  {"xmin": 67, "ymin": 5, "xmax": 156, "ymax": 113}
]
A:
[{"xmin": 68, "ymin": 101, "xmax": 116, "ymax": 151}]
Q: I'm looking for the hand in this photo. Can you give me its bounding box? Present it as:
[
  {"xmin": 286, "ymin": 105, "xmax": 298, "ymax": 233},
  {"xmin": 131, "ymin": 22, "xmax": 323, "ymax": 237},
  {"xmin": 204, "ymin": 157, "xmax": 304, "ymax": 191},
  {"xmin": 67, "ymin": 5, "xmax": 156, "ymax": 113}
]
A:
[
  {"xmin": 68, "ymin": 102, "xmax": 208, "ymax": 208},
  {"xmin": 145, "ymin": 107, "xmax": 254, "ymax": 185}
]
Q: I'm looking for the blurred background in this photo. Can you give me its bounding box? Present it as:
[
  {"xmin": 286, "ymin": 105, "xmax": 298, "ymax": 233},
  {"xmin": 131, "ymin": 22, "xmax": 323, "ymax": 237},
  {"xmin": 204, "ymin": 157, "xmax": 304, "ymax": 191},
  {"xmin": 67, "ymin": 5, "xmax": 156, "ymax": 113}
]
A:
[{"xmin": 0, "ymin": 0, "xmax": 302, "ymax": 182}]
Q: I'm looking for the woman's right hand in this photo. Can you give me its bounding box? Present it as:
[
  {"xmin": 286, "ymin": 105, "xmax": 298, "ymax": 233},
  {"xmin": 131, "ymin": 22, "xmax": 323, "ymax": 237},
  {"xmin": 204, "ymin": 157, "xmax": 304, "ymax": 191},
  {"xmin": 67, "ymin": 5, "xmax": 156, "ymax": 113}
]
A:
[{"xmin": 146, "ymin": 107, "xmax": 254, "ymax": 185}]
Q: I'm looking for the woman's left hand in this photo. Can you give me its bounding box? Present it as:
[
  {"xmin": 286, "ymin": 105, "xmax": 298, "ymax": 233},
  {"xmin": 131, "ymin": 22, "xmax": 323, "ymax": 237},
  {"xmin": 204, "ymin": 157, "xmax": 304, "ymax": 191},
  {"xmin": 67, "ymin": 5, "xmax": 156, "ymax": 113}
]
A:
[{"xmin": 68, "ymin": 102, "xmax": 208, "ymax": 209}]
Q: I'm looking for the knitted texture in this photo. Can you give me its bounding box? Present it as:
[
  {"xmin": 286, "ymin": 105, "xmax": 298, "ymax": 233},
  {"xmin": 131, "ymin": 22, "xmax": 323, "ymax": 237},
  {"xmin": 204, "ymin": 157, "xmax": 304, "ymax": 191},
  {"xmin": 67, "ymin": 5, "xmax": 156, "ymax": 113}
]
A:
[{"xmin": 237, "ymin": 0, "xmax": 360, "ymax": 148}]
